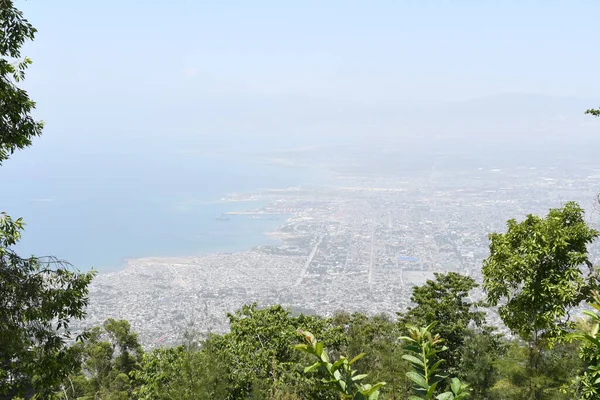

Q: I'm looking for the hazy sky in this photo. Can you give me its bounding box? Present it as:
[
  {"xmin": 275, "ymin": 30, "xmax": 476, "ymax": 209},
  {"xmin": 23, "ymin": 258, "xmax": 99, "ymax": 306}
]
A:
[
  {"xmin": 12, "ymin": 0, "xmax": 600, "ymax": 152},
  {"xmin": 22, "ymin": 1, "xmax": 600, "ymax": 97}
]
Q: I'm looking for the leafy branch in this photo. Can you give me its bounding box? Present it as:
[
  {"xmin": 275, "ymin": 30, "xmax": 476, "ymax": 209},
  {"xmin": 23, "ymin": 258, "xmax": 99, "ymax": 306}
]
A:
[
  {"xmin": 295, "ymin": 329, "xmax": 385, "ymax": 399},
  {"xmin": 400, "ymin": 323, "xmax": 470, "ymax": 400},
  {"xmin": 585, "ymin": 108, "xmax": 600, "ymax": 117},
  {"xmin": 568, "ymin": 291, "xmax": 600, "ymax": 398}
]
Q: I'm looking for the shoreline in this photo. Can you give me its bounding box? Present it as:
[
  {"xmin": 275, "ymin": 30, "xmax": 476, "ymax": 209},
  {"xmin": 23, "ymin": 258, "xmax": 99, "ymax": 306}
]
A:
[
  {"xmin": 95, "ymin": 198, "xmax": 298, "ymax": 273},
  {"xmin": 85, "ymin": 182, "xmax": 330, "ymax": 274}
]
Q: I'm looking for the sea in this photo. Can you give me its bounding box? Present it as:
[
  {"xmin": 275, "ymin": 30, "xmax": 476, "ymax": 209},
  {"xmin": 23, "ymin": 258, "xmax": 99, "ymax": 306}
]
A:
[{"xmin": 0, "ymin": 147, "xmax": 328, "ymax": 272}]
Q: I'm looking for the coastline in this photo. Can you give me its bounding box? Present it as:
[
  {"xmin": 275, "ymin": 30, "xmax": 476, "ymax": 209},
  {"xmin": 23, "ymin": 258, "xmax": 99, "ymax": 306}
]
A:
[{"xmin": 97, "ymin": 193, "xmax": 298, "ymax": 273}]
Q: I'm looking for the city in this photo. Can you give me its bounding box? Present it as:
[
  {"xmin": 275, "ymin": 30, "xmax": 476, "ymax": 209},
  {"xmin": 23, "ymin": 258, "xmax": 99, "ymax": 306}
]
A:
[{"xmin": 80, "ymin": 152, "xmax": 600, "ymax": 347}]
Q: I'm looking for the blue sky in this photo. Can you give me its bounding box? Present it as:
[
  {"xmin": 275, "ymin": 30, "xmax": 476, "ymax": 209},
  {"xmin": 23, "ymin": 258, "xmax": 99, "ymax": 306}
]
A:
[
  {"xmin": 11, "ymin": 0, "xmax": 600, "ymax": 153},
  {"xmin": 21, "ymin": 0, "xmax": 600, "ymax": 100}
]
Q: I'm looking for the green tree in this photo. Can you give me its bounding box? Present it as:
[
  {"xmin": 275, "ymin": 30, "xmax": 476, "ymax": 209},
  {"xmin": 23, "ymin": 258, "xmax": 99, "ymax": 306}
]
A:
[
  {"xmin": 332, "ymin": 312, "xmax": 411, "ymax": 399},
  {"xmin": 64, "ymin": 319, "xmax": 143, "ymax": 400},
  {"xmin": 295, "ymin": 329, "xmax": 386, "ymax": 399},
  {"xmin": 400, "ymin": 323, "xmax": 470, "ymax": 400},
  {"xmin": 585, "ymin": 108, "xmax": 600, "ymax": 117},
  {"xmin": 0, "ymin": 0, "xmax": 44, "ymax": 164},
  {"xmin": 133, "ymin": 339, "xmax": 228, "ymax": 400},
  {"xmin": 568, "ymin": 291, "xmax": 600, "ymax": 398},
  {"xmin": 212, "ymin": 303, "xmax": 345, "ymax": 399},
  {"xmin": 489, "ymin": 339, "xmax": 581, "ymax": 400},
  {"xmin": 0, "ymin": 214, "xmax": 95, "ymax": 399},
  {"xmin": 482, "ymin": 201, "xmax": 598, "ymax": 399},
  {"xmin": 133, "ymin": 327, "xmax": 228, "ymax": 400},
  {"xmin": 483, "ymin": 202, "xmax": 598, "ymax": 341},
  {"xmin": 458, "ymin": 329, "xmax": 504, "ymax": 400},
  {"xmin": 401, "ymin": 272, "xmax": 485, "ymax": 375}
]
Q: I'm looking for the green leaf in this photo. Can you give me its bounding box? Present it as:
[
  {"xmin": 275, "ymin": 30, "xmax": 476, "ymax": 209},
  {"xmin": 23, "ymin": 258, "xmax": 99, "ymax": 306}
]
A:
[
  {"xmin": 294, "ymin": 343, "xmax": 309, "ymax": 352},
  {"xmin": 333, "ymin": 369, "xmax": 342, "ymax": 381},
  {"xmin": 320, "ymin": 348, "xmax": 330, "ymax": 363},
  {"xmin": 315, "ymin": 341, "xmax": 324, "ymax": 357},
  {"xmin": 429, "ymin": 359, "xmax": 445, "ymax": 376},
  {"xmin": 426, "ymin": 381, "xmax": 439, "ymax": 398},
  {"xmin": 399, "ymin": 336, "xmax": 416, "ymax": 342},
  {"xmin": 406, "ymin": 371, "xmax": 429, "ymax": 389},
  {"xmin": 352, "ymin": 374, "xmax": 368, "ymax": 381},
  {"xmin": 364, "ymin": 382, "xmax": 386, "ymax": 396},
  {"xmin": 403, "ymin": 354, "xmax": 425, "ymax": 368},
  {"xmin": 349, "ymin": 352, "xmax": 366, "ymax": 365},
  {"xmin": 450, "ymin": 377, "xmax": 461, "ymax": 394},
  {"xmin": 304, "ymin": 361, "xmax": 322, "ymax": 373},
  {"xmin": 331, "ymin": 358, "xmax": 346, "ymax": 371},
  {"xmin": 368, "ymin": 391, "xmax": 380, "ymax": 400}
]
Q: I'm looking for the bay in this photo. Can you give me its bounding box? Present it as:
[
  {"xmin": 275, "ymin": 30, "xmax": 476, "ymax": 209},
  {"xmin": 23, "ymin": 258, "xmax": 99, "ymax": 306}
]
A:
[{"xmin": 0, "ymin": 150, "xmax": 324, "ymax": 271}]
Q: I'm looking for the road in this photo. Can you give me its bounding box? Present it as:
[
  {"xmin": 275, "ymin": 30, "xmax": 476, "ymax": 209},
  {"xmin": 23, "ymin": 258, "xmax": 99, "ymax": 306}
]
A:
[
  {"xmin": 368, "ymin": 225, "xmax": 375, "ymax": 288},
  {"xmin": 294, "ymin": 234, "xmax": 325, "ymax": 287}
]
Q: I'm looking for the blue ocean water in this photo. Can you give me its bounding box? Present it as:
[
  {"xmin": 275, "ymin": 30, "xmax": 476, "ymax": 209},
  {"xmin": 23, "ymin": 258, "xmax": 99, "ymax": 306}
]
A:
[{"xmin": 1, "ymin": 150, "xmax": 325, "ymax": 271}]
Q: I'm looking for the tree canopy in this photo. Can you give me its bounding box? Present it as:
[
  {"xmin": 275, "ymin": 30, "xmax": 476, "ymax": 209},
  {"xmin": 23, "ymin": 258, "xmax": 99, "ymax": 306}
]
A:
[
  {"xmin": 0, "ymin": 214, "xmax": 94, "ymax": 398},
  {"xmin": 0, "ymin": 0, "xmax": 44, "ymax": 165},
  {"xmin": 483, "ymin": 201, "xmax": 598, "ymax": 342},
  {"xmin": 585, "ymin": 108, "xmax": 600, "ymax": 117},
  {"xmin": 401, "ymin": 272, "xmax": 485, "ymax": 374}
]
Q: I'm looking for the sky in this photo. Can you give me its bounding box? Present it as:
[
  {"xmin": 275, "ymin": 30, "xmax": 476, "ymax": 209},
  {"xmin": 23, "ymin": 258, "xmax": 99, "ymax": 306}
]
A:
[{"xmin": 11, "ymin": 0, "xmax": 600, "ymax": 153}]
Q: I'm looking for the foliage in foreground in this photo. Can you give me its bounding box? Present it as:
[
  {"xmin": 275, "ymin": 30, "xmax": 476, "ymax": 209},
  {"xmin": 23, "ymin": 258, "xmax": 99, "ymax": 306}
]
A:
[
  {"xmin": 0, "ymin": 214, "xmax": 95, "ymax": 399},
  {"xmin": 482, "ymin": 201, "xmax": 598, "ymax": 400},
  {"xmin": 400, "ymin": 323, "xmax": 470, "ymax": 400},
  {"xmin": 0, "ymin": 0, "xmax": 44, "ymax": 164},
  {"xmin": 569, "ymin": 291, "xmax": 600, "ymax": 398},
  {"xmin": 295, "ymin": 329, "xmax": 385, "ymax": 399},
  {"xmin": 401, "ymin": 272, "xmax": 485, "ymax": 376}
]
